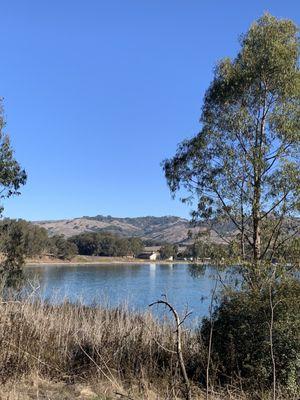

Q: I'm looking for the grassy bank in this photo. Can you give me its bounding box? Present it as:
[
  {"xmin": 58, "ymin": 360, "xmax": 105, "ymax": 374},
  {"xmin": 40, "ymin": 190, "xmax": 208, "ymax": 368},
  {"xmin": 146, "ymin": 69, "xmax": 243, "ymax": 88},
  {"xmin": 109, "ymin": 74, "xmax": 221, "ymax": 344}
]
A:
[{"xmin": 0, "ymin": 292, "xmax": 295, "ymax": 400}]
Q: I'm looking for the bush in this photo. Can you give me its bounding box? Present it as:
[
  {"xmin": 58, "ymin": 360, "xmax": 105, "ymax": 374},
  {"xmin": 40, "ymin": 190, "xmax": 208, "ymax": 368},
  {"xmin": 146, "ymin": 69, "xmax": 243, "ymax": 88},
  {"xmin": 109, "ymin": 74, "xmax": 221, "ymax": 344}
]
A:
[{"xmin": 201, "ymin": 278, "xmax": 300, "ymax": 394}]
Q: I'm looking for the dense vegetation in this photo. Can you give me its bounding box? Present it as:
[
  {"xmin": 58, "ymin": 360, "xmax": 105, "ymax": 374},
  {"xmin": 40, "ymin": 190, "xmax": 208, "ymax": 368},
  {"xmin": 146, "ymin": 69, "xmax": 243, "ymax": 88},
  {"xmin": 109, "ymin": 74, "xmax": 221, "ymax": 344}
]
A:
[
  {"xmin": 160, "ymin": 243, "xmax": 178, "ymax": 259},
  {"xmin": 0, "ymin": 219, "xmax": 77, "ymax": 270},
  {"xmin": 184, "ymin": 241, "xmax": 228, "ymax": 261},
  {"xmin": 0, "ymin": 219, "xmax": 48, "ymax": 269},
  {"xmin": 201, "ymin": 277, "xmax": 300, "ymax": 394},
  {"xmin": 69, "ymin": 231, "xmax": 143, "ymax": 257},
  {"xmin": 0, "ymin": 219, "xmax": 78, "ymax": 267}
]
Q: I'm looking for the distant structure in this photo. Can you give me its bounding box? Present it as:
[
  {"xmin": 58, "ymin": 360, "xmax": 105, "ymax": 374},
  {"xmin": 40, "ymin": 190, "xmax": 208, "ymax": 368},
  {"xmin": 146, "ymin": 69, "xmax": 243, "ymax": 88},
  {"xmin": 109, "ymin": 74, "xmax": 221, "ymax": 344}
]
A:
[{"xmin": 137, "ymin": 251, "xmax": 160, "ymax": 261}]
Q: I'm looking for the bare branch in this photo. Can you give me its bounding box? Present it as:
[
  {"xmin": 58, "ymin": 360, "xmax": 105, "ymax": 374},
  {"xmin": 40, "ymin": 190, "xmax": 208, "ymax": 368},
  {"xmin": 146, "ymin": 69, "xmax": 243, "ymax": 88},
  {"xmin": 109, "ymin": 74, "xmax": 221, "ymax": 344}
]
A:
[{"xmin": 149, "ymin": 297, "xmax": 192, "ymax": 400}]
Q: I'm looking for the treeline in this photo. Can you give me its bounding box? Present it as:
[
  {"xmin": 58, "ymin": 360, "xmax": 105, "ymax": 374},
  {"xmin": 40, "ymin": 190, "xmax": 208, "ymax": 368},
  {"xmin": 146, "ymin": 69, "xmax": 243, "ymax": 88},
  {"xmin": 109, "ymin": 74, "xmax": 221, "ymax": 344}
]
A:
[
  {"xmin": 0, "ymin": 219, "xmax": 78, "ymax": 268},
  {"xmin": 69, "ymin": 232, "xmax": 143, "ymax": 257},
  {"xmin": 183, "ymin": 238, "xmax": 300, "ymax": 265},
  {"xmin": 183, "ymin": 241, "xmax": 228, "ymax": 260},
  {"xmin": 0, "ymin": 219, "xmax": 145, "ymax": 269}
]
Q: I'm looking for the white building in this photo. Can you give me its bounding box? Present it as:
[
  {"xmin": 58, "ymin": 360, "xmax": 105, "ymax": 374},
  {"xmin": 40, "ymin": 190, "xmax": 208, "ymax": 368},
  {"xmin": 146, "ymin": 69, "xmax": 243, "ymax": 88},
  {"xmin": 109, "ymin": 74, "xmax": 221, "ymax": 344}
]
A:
[{"xmin": 137, "ymin": 251, "xmax": 160, "ymax": 260}]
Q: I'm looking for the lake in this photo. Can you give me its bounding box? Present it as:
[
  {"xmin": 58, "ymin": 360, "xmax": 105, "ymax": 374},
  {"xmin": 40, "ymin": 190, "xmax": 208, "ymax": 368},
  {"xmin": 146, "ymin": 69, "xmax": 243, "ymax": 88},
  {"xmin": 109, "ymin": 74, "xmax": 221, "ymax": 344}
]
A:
[{"xmin": 24, "ymin": 263, "xmax": 220, "ymax": 323}]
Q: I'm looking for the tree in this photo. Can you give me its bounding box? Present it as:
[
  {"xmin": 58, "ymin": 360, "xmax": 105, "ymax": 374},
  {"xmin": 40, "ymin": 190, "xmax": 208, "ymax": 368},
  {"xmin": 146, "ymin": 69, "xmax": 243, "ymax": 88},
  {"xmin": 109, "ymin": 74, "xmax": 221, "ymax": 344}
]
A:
[
  {"xmin": 0, "ymin": 99, "xmax": 27, "ymax": 216},
  {"xmin": 127, "ymin": 237, "xmax": 144, "ymax": 257},
  {"xmin": 163, "ymin": 14, "xmax": 299, "ymax": 267},
  {"xmin": 0, "ymin": 220, "xmax": 27, "ymax": 271},
  {"xmin": 0, "ymin": 99, "xmax": 27, "ymax": 272},
  {"xmin": 0, "ymin": 219, "xmax": 49, "ymax": 270},
  {"xmin": 24, "ymin": 223, "xmax": 49, "ymax": 257},
  {"xmin": 69, "ymin": 232, "xmax": 144, "ymax": 257},
  {"xmin": 49, "ymin": 235, "xmax": 78, "ymax": 260},
  {"xmin": 160, "ymin": 244, "xmax": 178, "ymax": 259},
  {"xmin": 70, "ymin": 232, "xmax": 99, "ymax": 255},
  {"xmin": 187, "ymin": 241, "xmax": 227, "ymax": 262}
]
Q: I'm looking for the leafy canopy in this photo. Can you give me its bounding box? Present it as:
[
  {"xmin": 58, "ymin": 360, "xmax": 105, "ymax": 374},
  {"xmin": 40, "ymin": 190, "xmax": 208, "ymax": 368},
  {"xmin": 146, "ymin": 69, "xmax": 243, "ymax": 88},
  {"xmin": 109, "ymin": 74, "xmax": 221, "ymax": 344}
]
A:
[
  {"xmin": 0, "ymin": 99, "xmax": 27, "ymax": 215},
  {"xmin": 163, "ymin": 14, "xmax": 300, "ymax": 263}
]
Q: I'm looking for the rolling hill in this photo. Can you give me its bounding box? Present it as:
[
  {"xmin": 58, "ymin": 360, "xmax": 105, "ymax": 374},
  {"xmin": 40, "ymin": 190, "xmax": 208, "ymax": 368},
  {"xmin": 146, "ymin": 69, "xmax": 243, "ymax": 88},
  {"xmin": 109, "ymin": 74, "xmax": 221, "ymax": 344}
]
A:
[{"xmin": 33, "ymin": 215, "xmax": 231, "ymax": 244}]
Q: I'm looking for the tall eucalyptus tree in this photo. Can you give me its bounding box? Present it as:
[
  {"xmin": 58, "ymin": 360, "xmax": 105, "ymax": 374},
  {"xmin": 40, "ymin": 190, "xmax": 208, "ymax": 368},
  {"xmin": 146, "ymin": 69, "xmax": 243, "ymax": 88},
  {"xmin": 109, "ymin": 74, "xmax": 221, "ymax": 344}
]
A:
[{"xmin": 163, "ymin": 14, "xmax": 300, "ymax": 265}]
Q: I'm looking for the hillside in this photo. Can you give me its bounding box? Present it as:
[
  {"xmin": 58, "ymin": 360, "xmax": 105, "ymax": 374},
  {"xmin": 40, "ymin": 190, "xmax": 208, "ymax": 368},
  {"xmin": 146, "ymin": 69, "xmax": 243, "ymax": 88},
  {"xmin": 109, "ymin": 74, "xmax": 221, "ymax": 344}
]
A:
[{"xmin": 33, "ymin": 215, "xmax": 231, "ymax": 244}]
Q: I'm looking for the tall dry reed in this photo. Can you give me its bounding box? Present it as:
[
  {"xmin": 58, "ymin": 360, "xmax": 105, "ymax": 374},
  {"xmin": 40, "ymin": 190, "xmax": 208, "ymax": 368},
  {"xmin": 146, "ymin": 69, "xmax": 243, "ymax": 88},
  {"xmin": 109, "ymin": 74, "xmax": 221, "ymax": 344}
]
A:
[
  {"xmin": 0, "ymin": 293, "xmax": 203, "ymax": 390},
  {"xmin": 0, "ymin": 292, "xmax": 294, "ymax": 399}
]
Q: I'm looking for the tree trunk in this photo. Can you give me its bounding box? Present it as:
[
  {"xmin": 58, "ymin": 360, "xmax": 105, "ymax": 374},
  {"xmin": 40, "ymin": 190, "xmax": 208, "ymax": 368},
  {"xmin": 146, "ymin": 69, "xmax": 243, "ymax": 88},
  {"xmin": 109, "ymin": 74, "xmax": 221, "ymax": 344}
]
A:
[
  {"xmin": 252, "ymin": 167, "xmax": 262, "ymax": 264},
  {"xmin": 253, "ymin": 213, "xmax": 261, "ymax": 263},
  {"xmin": 252, "ymin": 107, "xmax": 265, "ymax": 265},
  {"xmin": 240, "ymin": 181, "xmax": 246, "ymax": 261}
]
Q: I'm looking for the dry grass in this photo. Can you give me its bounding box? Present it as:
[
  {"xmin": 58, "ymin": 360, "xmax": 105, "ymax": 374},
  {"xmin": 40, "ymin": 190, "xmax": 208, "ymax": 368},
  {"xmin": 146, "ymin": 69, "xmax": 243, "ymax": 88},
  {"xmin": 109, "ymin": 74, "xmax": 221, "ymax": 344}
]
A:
[
  {"xmin": 0, "ymin": 293, "xmax": 202, "ymax": 399},
  {"xmin": 0, "ymin": 293, "xmax": 293, "ymax": 399}
]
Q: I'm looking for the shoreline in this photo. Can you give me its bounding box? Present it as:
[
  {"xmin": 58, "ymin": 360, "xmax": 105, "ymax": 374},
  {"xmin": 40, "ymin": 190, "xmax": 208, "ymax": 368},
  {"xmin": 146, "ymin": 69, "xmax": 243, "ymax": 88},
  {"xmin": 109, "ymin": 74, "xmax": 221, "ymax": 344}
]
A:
[{"xmin": 25, "ymin": 258, "xmax": 195, "ymax": 267}]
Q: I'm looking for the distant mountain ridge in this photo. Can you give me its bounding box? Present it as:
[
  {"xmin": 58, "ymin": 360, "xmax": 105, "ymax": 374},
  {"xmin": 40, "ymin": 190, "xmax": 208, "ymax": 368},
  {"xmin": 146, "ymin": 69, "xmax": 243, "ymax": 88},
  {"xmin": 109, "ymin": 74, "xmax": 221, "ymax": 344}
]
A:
[
  {"xmin": 34, "ymin": 214, "xmax": 226, "ymax": 244},
  {"xmin": 33, "ymin": 214, "xmax": 300, "ymax": 245}
]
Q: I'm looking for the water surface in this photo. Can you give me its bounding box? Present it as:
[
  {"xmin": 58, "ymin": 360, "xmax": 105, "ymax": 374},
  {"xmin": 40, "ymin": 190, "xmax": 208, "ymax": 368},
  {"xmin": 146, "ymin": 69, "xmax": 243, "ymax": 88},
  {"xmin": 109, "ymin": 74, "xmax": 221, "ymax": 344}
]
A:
[{"xmin": 24, "ymin": 263, "xmax": 219, "ymax": 322}]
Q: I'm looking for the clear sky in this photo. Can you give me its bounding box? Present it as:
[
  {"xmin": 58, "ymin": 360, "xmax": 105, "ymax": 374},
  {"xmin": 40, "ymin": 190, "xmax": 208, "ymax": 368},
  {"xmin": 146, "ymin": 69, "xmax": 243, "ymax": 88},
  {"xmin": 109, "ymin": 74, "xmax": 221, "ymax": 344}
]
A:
[{"xmin": 0, "ymin": 0, "xmax": 299, "ymax": 221}]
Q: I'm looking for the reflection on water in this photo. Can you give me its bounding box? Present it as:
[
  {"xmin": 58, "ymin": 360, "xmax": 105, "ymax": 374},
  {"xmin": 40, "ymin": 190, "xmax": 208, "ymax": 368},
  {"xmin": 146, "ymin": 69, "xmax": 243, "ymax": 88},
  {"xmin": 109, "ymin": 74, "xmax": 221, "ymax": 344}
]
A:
[{"xmin": 24, "ymin": 263, "xmax": 220, "ymax": 320}]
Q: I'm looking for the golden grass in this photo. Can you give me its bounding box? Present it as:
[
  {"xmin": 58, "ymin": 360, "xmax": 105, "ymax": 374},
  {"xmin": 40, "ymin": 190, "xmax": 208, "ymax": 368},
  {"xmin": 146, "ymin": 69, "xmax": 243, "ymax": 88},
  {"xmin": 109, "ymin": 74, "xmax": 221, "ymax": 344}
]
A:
[{"xmin": 0, "ymin": 294, "xmax": 292, "ymax": 399}]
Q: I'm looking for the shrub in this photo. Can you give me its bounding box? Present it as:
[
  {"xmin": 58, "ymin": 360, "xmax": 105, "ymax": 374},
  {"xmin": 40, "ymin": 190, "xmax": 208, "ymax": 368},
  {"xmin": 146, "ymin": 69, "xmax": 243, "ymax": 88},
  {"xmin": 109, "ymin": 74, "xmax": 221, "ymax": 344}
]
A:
[{"xmin": 201, "ymin": 278, "xmax": 300, "ymax": 394}]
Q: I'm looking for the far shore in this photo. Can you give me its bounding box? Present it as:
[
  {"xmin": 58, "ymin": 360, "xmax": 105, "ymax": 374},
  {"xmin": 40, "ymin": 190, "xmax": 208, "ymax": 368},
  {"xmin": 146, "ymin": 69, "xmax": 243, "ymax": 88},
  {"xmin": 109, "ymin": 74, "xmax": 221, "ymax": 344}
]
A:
[{"xmin": 25, "ymin": 255, "xmax": 196, "ymax": 267}]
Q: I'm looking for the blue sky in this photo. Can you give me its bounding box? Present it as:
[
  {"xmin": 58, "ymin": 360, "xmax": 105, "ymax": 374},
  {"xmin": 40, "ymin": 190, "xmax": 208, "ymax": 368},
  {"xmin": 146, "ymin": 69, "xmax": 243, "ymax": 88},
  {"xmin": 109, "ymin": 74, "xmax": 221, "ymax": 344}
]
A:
[{"xmin": 0, "ymin": 0, "xmax": 299, "ymax": 220}]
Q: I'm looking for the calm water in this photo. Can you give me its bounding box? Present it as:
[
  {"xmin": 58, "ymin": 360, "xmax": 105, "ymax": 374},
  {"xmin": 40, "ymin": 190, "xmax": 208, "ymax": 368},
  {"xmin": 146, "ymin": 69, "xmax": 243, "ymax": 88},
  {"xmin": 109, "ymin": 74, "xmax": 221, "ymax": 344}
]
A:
[{"xmin": 24, "ymin": 263, "xmax": 219, "ymax": 322}]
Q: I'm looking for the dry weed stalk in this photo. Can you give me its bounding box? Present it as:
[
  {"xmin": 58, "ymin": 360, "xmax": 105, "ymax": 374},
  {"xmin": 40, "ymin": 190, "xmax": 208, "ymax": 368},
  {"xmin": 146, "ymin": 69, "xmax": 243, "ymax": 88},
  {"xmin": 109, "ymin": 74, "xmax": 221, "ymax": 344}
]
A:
[
  {"xmin": 206, "ymin": 280, "xmax": 218, "ymax": 400},
  {"xmin": 149, "ymin": 295, "xmax": 192, "ymax": 400}
]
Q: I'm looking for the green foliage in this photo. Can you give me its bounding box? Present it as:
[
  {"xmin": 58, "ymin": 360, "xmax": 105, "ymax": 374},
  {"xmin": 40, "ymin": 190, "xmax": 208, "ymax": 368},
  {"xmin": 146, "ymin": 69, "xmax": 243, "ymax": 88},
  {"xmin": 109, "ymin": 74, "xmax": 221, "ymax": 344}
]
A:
[
  {"xmin": 160, "ymin": 244, "xmax": 178, "ymax": 259},
  {"xmin": 0, "ymin": 220, "xmax": 26, "ymax": 271},
  {"xmin": 277, "ymin": 237, "xmax": 300, "ymax": 266},
  {"xmin": 0, "ymin": 99, "xmax": 27, "ymax": 273},
  {"xmin": 0, "ymin": 99, "xmax": 27, "ymax": 216},
  {"xmin": 0, "ymin": 220, "xmax": 78, "ymax": 268},
  {"xmin": 0, "ymin": 219, "xmax": 48, "ymax": 271},
  {"xmin": 69, "ymin": 232, "xmax": 143, "ymax": 257},
  {"xmin": 127, "ymin": 237, "xmax": 145, "ymax": 256},
  {"xmin": 49, "ymin": 235, "xmax": 78, "ymax": 260},
  {"xmin": 185, "ymin": 241, "xmax": 228, "ymax": 261},
  {"xmin": 201, "ymin": 278, "xmax": 300, "ymax": 393},
  {"xmin": 162, "ymin": 14, "xmax": 300, "ymax": 264}
]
